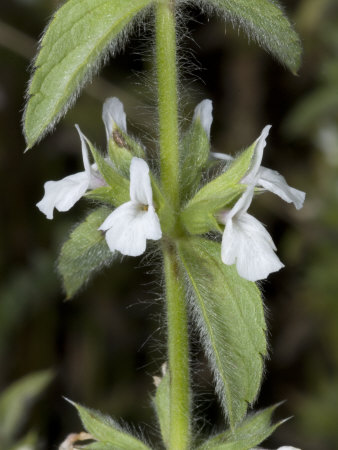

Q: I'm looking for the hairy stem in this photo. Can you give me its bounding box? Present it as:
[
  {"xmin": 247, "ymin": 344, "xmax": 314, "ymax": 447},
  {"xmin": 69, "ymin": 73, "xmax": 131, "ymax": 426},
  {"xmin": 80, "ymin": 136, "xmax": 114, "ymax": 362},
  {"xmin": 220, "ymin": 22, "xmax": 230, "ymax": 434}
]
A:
[
  {"xmin": 155, "ymin": 0, "xmax": 180, "ymax": 209},
  {"xmin": 163, "ymin": 243, "xmax": 191, "ymax": 449}
]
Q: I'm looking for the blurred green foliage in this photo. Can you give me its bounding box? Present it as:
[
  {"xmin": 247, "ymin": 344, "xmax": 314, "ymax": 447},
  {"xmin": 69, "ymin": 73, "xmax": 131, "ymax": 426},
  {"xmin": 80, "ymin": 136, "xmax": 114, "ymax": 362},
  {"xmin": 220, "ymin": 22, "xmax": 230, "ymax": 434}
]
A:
[
  {"xmin": 0, "ymin": 0, "xmax": 338, "ymax": 449},
  {"xmin": 0, "ymin": 370, "xmax": 53, "ymax": 449}
]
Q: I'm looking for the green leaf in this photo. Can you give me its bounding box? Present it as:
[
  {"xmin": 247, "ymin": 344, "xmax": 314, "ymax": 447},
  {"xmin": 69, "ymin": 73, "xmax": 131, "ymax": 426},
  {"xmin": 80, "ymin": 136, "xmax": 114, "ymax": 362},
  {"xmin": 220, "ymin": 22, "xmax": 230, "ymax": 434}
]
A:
[
  {"xmin": 24, "ymin": 0, "xmax": 154, "ymax": 148},
  {"xmin": 85, "ymin": 136, "xmax": 130, "ymax": 207},
  {"xmin": 180, "ymin": 142, "xmax": 254, "ymax": 234},
  {"xmin": 180, "ymin": 112, "xmax": 210, "ymax": 202},
  {"xmin": 58, "ymin": 207, "xmax": 115, "ymax": 298},
  {"xmin": 108, "ymin": 129, "xmax": 146, "ymax": 177},
  {"xmin": 0, "ymin": 370, "xmax": 53, "ymax": 443},
  {"xmin": 178, "ymin": 238, "xmax": 267, "ymax": 429},
  {"xmin": 152, "ymin": 364, "xmax": 170, "ymax": 447},
  {"xmin": 197, "ymin": 403, "xmax": 285, "ymax": 449},
  {"xmin": 69, "ymin": 400, "xmax": 151, "ymax": 449},
  {"xmin": 202, "ymin": 0, "xmax": 302, "ymax": 73}
]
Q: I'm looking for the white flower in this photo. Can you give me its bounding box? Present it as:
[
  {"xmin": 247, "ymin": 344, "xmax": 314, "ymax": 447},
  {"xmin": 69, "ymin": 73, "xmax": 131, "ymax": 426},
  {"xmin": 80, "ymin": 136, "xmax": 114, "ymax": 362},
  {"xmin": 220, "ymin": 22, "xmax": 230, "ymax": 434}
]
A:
[
  {"xmin": 37, "ymin": 97, "xmax": 128, "ymax": 220},
  {"xmin": 219, "ymin": 186, "xmax": 284, "ymax": 281},
  {"xmin": 193, "ymin": 99, "xmax": 213, "ymax": 138},
  {"xmin": 99, "ymin": 157, "xmax": 162, "ymax": 256},
  {"xmin": 36, "ymin": 126, "xmax": 105, "ymax": 219},
  {"xmin": 216, "ymin": 126, "xmax": 306, "ymax": 280},
  {"xmin": 102, "ymin": 97, "xmax": 127, "ymax": 142},
  {"xmin": 212, "ymin": 125, "xmax": 306, "ymax": 210}
]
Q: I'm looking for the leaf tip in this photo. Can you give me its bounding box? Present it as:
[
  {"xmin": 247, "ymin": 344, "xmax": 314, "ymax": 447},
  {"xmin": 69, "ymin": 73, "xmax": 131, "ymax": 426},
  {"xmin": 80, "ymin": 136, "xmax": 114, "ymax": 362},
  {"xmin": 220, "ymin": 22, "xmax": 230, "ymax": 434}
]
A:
[{"xmin": 63, "ymin": 396, "xmax": 77, "ymax": 408}]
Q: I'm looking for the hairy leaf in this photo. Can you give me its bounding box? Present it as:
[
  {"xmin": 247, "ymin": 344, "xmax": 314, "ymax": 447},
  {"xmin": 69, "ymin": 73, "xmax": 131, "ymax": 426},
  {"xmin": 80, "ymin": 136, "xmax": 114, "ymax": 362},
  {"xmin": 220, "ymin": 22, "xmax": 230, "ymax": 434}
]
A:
[
  {"xmin": 180, "ymin": 113, "xmax": 210, "ymax": 202},
  {"xmin": 200, "ymin": 0, "xmax": 301, "ymax": 73},
  {"xmin": 58, "ymin": 207, "xmax": 115, "ymax": 298},
  {"xmin": 180, "ymin": 142, "xmax": 254, "ymax": 234},
  {"xmin": 85, "ymin": 137, "xmax": 130, "ymax": 206},
  {"xmin": 108, "ymin": 129, "xmax": 146, "ymax": 177},
  {"xmin": 69, "ymin": 400, "xmax": 151, "ymax": 449},
  {"xmin": 198, "ymin": 403, "xmax": 285, "ymax": 449},
  {"xmin": 178, "ymin": 238, "xmax": 267, "ymax": 429},
  {"xmin": 24, "ymin": 0, "xmax": 153, "ymax": 148},
  {"xmin": 0, "ymin": 370, "xmax": 53, "ymax": 443}
]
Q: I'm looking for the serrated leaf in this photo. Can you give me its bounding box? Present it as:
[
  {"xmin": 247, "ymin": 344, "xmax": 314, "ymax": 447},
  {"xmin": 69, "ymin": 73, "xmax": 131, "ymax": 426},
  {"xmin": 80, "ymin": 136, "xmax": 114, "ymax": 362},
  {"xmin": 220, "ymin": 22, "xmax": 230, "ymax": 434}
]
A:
[
  {"xmin": 178, "ymin": 238, "xmax": 267, "ymax": 429},
  {"xmin": 69, "ymin": 400, "xmax": 151, "ymax": 450},
  {"xmin": 0, "ymin": 370, "xmax": 53, "ymax": 443},
  {"xmin": 198, "ymin": 403, "xmax": 284, "ymax": 449},
  {"xmin": 24, "ymin": 0, "xmax": 154, "ymax": 148},
  {"xmin": 180, "ymin": 143, "xmax": 254, "ymax": 234},
  {"xmin": 202, "ymin": 0, "xmax": 301, "ymax": 73},
  {"xmin": 58, "ymin": 207, "xmax": 115, "ymax": 298},
  {"xmin": 152, "ymin": 366, "xmax": 170, "ymax": 447},
  {"xmin": 180, "ymin": 114, "xmax": 210, "ymax": 202}
]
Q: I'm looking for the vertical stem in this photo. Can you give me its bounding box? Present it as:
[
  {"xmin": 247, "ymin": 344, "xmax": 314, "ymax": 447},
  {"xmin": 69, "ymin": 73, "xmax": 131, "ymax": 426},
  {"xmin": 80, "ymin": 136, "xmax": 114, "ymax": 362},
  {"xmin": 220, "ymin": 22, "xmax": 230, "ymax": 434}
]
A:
[
  {"xmin": 156, "ymin": 0, "xmax": 190, "ymax": 446},
  {"xmin": 163, "ymin": 244, "xmax": 191, "ymax": 450},
  {"xmin": 155, "ymin": 0, "xmax": 180, "ymax": 209}
]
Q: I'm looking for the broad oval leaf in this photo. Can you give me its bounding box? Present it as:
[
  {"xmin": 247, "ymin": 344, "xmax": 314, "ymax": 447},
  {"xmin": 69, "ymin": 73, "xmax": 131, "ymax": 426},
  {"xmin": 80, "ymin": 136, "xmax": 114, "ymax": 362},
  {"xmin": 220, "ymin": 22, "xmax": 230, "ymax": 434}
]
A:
[
  {"xmin": 24, "ymin": 0, "xmax": 154, "ymax": 148},
  {"xmin": 58, "ymin": 207, "xmax": 115, "ymax": 298},
  {"xmin": 68, "ymin": 400, "xmax": 151, "ymax": 449},
  {"xmin": 201, "ymin": 0, "xmax": 302, "ymax": 73},
  {"xmin": 178, "ymin": 237, "xmax": 267, "ymax": 429}
]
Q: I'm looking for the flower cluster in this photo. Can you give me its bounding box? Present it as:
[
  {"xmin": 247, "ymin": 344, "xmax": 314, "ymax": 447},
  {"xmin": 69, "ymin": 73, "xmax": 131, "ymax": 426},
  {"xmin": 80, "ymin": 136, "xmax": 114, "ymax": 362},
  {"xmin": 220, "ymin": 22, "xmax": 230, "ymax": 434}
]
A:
[{"xmin": 37, "ymin": 98, "xmax": 305, "ymax": 282}]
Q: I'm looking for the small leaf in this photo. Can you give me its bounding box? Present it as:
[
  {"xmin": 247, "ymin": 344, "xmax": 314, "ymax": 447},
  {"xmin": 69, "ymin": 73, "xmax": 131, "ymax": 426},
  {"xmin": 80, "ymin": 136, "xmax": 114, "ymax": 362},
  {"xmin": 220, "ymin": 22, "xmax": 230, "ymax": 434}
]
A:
[
  {"xmin": 178, "ymin": 238, "xmax": 267, "ymax": 429},
  {"xmin": 85, "ymin": 187, "xmax": 123, "ymax": 206},
  {"xmin": 180, "ymin": 189, "xmax": 243, "ymax": 235},
  {"xmin": 108, "ymin": 129, "xmax": 146, "ymax": 177},
  {"xmin": 58, "ymin": 208, "xmax": 115, "ymax": 298},
  {"xmin": 24, "ymin": 0, "xmax": 154, "ymax": 148},
  {"xmin": 180, "ymin": 142, "xmax": 254, "ymax": 234},
  {"xmin": 198, "ymin": 403, "xmax": 285, "ymax": 449},
  {"xmin": 0, "ymin": 370, "xmax": 53, "ymax": 443},
  {"xmin": 152, "ymin": 364, "xmax": 170, "ymax": 447},
  {"xmin": 69, "ymin": 400, "xmax": 151, "ymax": 449},
  {"xmin": 180, "ymin": 112, "xmax": 211, "ymax": 202},
  {"xmin": 85, "ymin": 137, "xmax": 130, "ymax": 206},
  {"xmin": 202, "ymin": 0, "xmax": 302, "ymax": 73}
]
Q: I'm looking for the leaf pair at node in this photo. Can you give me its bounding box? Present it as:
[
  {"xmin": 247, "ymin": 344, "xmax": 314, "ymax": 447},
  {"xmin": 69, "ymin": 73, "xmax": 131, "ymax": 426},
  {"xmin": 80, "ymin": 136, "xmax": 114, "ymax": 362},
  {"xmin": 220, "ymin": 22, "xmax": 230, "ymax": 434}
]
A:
[
  {"xmin": 23, "ymin": 0, "xmax": 302, "ymax": 150},
  {"xmin": 66, "ymin": 393, "xmax": 286, "ymax": 450}
]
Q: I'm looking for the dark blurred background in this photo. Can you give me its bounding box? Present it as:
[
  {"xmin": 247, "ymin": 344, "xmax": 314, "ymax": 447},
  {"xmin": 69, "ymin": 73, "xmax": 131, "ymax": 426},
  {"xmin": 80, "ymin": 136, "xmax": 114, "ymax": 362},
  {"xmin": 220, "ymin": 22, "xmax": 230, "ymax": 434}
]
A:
[{"xmin": 1, "ymin": 0, "xmax": 338, "ymax": 448}]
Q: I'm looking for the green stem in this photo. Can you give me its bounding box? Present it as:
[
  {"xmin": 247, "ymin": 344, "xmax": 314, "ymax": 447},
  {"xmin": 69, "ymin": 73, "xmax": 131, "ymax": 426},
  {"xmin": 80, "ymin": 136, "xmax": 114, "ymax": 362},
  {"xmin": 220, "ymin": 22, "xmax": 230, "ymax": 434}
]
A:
[
  {"xmin": 163, "ymin": 243, "xmax": 191, "ymax": 450},
  {"xmin": 155, "ymin": 0, "xmax": 180, "ymax": 209}
]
